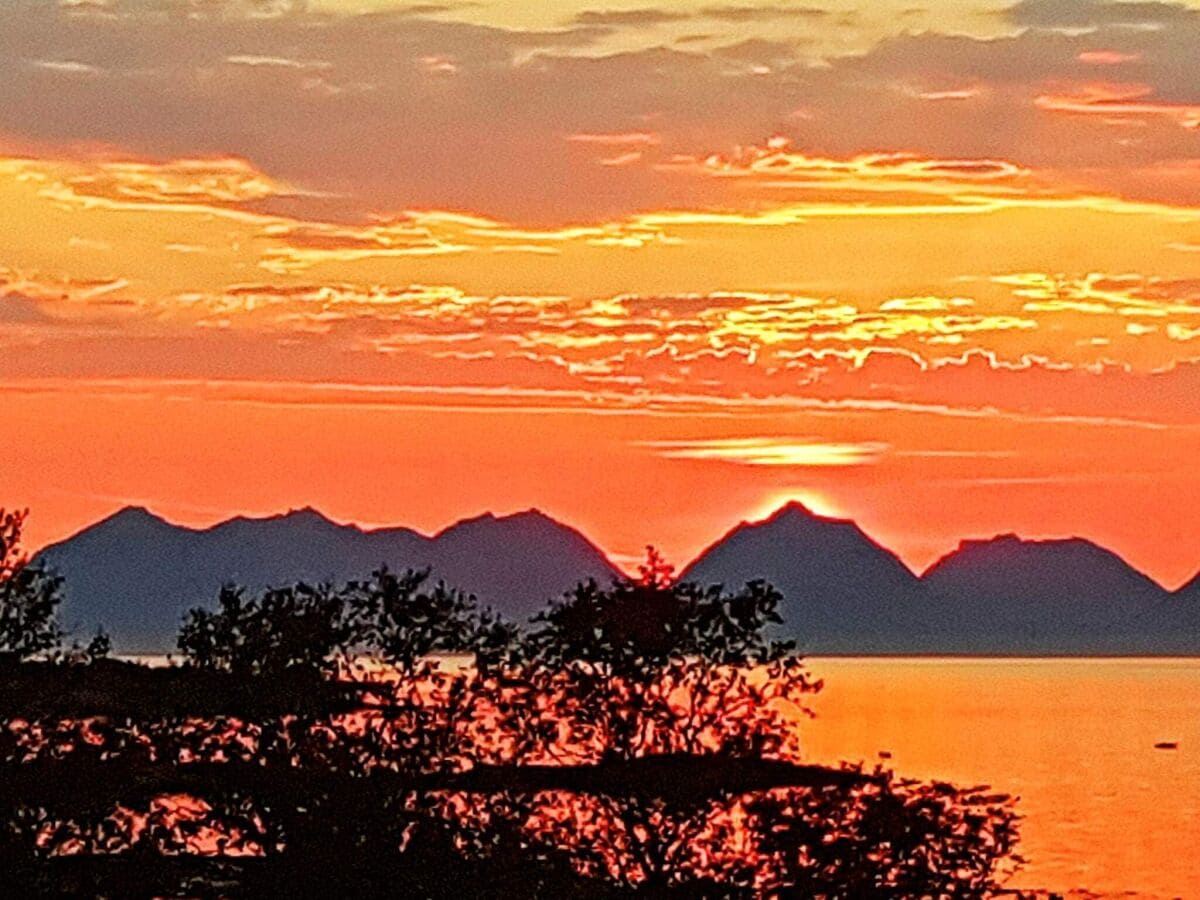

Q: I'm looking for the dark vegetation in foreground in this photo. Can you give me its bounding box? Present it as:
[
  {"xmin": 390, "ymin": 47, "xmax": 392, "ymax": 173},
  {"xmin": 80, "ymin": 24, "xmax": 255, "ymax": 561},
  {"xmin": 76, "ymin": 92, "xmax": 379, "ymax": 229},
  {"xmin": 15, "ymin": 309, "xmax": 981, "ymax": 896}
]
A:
[{"xmin": 1, "ymin": 509, "xmax": 1023, "ymax": 897}]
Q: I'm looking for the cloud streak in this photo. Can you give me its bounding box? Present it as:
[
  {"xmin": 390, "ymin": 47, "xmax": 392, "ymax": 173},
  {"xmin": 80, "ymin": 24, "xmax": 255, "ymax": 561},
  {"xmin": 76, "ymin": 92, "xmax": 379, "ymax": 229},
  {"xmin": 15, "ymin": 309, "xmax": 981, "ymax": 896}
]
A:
[{"xmin": 641, "ymin": 437, "xmax": 889, "ymax": 466}]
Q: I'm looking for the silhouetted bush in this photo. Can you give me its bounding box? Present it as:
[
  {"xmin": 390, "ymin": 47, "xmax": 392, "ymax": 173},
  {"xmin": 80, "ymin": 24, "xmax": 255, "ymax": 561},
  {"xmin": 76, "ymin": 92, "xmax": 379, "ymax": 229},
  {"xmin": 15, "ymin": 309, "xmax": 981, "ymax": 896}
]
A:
[{"xmin": 745, "ymin": 773, "xmax": 1021, "ymax": 897}]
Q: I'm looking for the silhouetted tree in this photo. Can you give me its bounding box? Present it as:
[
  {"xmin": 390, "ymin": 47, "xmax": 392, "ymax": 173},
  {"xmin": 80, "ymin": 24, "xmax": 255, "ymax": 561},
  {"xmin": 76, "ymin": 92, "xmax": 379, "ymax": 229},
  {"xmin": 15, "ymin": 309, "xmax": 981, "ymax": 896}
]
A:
[
  {"xmin": 0, "ymin": 509, "xmax": 63, "ymax": 660},
  {"xmin": 178, "ymin": 567, "xmax": 515, "ymax": 680},
  {"xmin": 510, "ymin": 546, "xmax": 819, "ymax": 763},
  {"xmin": 341, "ymin": 566, "xmax": 517, "ymax": 675},
  {"xmin": 462, "ymin": 548, "xmax": 824, "ymax": 894},
  {"xmin": 178, "ymin": 582, "xmax": 351, "ymax": 678}
]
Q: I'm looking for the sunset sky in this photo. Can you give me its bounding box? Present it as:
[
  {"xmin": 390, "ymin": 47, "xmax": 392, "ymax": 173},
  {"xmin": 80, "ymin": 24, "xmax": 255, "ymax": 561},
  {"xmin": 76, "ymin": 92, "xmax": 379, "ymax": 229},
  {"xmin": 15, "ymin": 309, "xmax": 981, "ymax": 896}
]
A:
[{"xmin": 3, "ymin": 0, "xmax": 1200, "ymax": 583}]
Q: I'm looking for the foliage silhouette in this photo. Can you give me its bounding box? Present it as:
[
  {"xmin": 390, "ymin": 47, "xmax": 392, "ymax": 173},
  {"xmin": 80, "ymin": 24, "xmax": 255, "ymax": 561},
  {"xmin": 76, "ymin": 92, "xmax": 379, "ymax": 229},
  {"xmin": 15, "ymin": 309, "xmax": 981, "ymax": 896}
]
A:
[
  {"xmin": 178, "ymin": 582, "xmax": 351, "ymax": 678},
  {"xmin": 0, "ymin": 541, "xmax": 1023, "ymax": 897},
  {"xmin": 745, "ymin": 774, "xmax": 1021, "ymax": 897},
  {"xmin": 339, "ymin": 566, "xmax": 518, "ymax": 675},
  {"xmin": 510, "ymin": 546, "xmax": 818, "ymax": 765},
  {"xmin": 0, "ymin": 509, "xmax": 63, "ymax": 660}
]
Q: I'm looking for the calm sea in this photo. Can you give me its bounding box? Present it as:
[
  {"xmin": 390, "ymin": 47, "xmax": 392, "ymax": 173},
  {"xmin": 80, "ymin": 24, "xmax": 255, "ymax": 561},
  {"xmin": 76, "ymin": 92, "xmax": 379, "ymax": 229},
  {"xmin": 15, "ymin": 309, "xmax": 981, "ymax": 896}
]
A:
[
  {"xmin": 123, "ymin": 655, "xmax": 1199, "ymax": 896},
  {"xmin": 802, "ymin": 658, "xmax": 1200, "ymax": 899}
]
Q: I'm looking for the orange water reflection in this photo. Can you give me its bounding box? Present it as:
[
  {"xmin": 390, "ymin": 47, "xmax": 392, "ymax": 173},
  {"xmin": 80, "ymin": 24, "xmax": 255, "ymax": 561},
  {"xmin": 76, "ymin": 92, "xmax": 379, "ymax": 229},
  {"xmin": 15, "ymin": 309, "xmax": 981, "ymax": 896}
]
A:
[{"xmin": 800, "ymin": 658, "xmax": 1200, "ymax": 898}]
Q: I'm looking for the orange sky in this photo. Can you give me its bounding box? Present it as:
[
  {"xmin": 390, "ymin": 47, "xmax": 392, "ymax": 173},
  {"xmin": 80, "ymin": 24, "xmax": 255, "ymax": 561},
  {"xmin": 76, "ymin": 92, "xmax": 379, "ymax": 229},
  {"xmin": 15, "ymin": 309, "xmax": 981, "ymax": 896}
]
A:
[{"xmin": 3, "ymin": 0, "xmax": 1200, "ymax": 585}]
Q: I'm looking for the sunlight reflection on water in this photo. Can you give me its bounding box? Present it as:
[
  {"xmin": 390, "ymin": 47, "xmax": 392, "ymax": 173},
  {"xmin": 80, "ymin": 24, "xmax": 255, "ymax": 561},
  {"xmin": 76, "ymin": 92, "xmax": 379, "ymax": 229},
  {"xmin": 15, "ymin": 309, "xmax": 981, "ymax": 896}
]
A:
[{"xmin": 801, "ymin": 658, "xmax": 1200, "ymax": 899}]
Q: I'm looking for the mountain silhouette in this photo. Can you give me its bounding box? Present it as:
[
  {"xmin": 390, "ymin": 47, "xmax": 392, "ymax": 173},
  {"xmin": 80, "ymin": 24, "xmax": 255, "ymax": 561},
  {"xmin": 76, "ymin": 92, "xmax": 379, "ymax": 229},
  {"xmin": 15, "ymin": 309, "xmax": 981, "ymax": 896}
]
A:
[
  {"xmin": 1175, "ymin": 571, "xmax": 1200, "ymax": 600},
  {"xmin": 32, "ymin": 503, "xmax": 1200, "ymax": 654},
  {"xmin": 679, "ymin": 502, "xmax": 925, "ymax": 653},
  {"xmin": 679, "ymin": 507, "xmax": 1197, "ymax": 653},
  {"xmin": 1122, "ymin": 569, "xmax": 1200, "ymax": 653},
  {"xmin": 920, "ymin": 535, "xmax": 1171, "ymax": 652},
  {"xmin": 36, "ymin": 506, "xmax": 620, "ymax": 652}
]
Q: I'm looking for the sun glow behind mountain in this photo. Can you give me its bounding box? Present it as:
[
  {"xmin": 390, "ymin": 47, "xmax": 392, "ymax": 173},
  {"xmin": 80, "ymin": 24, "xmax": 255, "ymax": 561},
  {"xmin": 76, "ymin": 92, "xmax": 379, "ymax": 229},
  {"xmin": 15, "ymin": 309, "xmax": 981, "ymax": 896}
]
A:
[{"xmin": 750, "ymin": 492, "xmax": 848, "ymax": 522}]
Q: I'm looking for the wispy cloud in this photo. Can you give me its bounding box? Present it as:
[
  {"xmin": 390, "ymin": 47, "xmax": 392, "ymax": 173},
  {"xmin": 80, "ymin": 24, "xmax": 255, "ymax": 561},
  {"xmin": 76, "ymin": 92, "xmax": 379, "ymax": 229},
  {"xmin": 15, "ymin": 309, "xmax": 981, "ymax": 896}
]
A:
[
  {"xmin": 30, "ymin": 59, "xmax": 101, "ymax": 76},
  {"xmin": 565, "ymin": 131, "xmax": 661, "ymax": 146},
  {"xmin": 640, "ymin": 437, "xmax": 889, "ymax": 466},
  {"xmin": 225, "ymin": 54, "xmax": 331, "ymax": 70},
  {"xmin": 571, "ymin": 8, "xmax": 688, "ymax": 27},
  {"xmin": 1036, "ymin": 83, "xmax": 1200, "ymax": 129}
]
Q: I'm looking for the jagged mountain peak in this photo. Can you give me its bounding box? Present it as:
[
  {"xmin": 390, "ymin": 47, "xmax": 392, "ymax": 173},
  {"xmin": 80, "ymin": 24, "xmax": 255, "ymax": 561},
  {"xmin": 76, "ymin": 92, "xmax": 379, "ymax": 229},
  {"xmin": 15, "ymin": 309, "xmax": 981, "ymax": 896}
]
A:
[
  {"xmin": 749, "ymin": 500, "xmax": 851, "ymax": 528},
  {"xmin": 763, "ymin": 500, "xmax": 886, "ymax": 539},
  {"xmin": 432, "ymin": 507, "xmax": 582, "ymax": 542},
  {"xmin": 680, "ymin": 501, "xmax": 919, "ymax": 649},
  {"xmin": 214, "ymin": 506, "xmax": 347, "ymax": 530},
  {"xmin": 703, "ymin": 501, "xmax": 897, "ymax": 566},
  {"xmin": 49, "ymin": 505, "xmax": 180, "ymax": 549},
  {"xmin": 917, "ymin": 530, "xmax": 1169, "ymax": 649},
  {"xmin": 94, "ymin": 505, "xmax": 171, "ymax": 529}
]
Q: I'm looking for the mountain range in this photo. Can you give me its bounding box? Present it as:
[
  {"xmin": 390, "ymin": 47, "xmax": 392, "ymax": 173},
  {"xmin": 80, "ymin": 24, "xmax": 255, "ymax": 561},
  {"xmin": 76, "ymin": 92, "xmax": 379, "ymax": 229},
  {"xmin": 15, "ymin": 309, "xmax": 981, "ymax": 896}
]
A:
[
  {"xmin": 34, "ymin": 502, "xmax": 1200, "ymax": 654},
  {"xmin": 36, "ymin": 506, "xmax": 619, "ymax": 652}
]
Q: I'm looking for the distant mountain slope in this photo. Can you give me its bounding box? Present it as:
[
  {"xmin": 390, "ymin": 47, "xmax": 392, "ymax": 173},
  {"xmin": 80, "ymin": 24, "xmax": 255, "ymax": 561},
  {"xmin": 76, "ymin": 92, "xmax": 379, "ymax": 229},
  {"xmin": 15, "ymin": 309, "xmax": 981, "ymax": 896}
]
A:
[
  {"xmin": 1131, "ymin": 594, "xmax": 1200, "ymax": 653},
  {"xmin": 920, "ymin": 535, "xmax": 1170, "ymax": 652},
  {"xmin": 428, "ymin": 511, "xmax": 620, "ymax": 621},
  {"xmin": 36, "ymin": 507, "xmax": 620, "ymax": 652},
  {"xmin": 1175, "ymin": 571, "xmax": 1200, "ymax": 599},
  {"xmin": 1123, "ymin": 571, "xmax": 1200, "ymax": 653},
  {"xmin": 679, "ymin": 503, "xmax": 925, "ymax": 653}
]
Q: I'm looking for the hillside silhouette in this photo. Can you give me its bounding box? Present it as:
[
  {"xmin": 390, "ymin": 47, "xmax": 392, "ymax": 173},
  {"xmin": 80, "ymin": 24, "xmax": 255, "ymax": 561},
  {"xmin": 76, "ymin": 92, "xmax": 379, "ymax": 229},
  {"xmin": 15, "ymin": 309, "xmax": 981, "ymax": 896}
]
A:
[
  {"xmin": 37, "ymin": 506, "xmax": 618, "ymax": 651},
  {"xmin": 34, "ymin": 502, "xmax": 1200, "ymax": 655}
]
